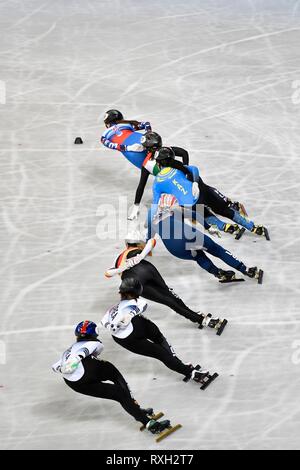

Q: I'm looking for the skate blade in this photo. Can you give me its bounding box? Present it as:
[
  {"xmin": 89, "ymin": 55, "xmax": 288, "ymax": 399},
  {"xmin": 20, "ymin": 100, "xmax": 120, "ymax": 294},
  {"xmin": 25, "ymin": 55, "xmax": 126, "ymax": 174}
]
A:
[
  {"xmin": 140, "ymin": 412, "xmax": 164, "ymax": 431},
  {"xmin": 235, "ymin": 227, "xmax": 246, "ymax": 240},
  {"xmin": 200, "ymin": 373, "xmax": 219, "ymax": 391},
  {"xmin": 219, "ymin": 278, "xmax": 245, "ymax": 284},
  {"xmin": 216, "ymin": 319, "xmax": 228, "ymax": 336},
  {"xmin": 156, "ymin": 424, "xmax": 182, "ymax": 443},
  {"xmin": 257, "ymin": 270, "xmax": 264, "ymax": 285},
  {"xmin": 264, "ymin": 228, "xmax": 270, "ymax": 241}
]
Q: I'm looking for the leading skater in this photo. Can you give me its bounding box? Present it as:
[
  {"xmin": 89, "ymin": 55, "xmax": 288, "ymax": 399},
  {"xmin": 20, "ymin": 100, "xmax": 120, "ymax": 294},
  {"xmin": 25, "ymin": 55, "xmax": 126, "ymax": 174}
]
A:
[
  {"xmin": 52, "ymin": 320, "xmax": 174, "ymax": 435},
  {"xmin": 100, "ymin": 110, "xmax": 190, "ymax": 219}
]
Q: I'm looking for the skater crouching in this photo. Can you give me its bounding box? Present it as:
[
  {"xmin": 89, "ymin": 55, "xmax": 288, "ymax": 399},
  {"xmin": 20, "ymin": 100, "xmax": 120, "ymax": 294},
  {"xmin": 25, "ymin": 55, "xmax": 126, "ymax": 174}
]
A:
[
  {"xmin": 101, "ymin": 278, "xmax": 218, "ymax": 389},
  {"xmin": 52, "ymin": 321, "xmax": 173, "ymax": 436},
  {"xmin": 105, "ymin": 233, "xmax": 226, "ymax": 334}
]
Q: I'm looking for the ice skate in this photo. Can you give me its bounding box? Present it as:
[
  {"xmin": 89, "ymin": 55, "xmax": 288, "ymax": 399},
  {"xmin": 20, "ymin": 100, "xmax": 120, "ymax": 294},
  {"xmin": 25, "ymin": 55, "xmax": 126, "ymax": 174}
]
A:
[
  {"xmin": 223, "ymin": 223, "xmax": 246, "ymax": 240},
  {"xmin": 224, "ymin": 223, "xmax": 240, "ymax": 235},
  {"xmin": 217, "ymin": 269, "xmax": 245, "ymax": 283},
  {"xmin": 198, "ymin": 313, "xmax": 228, "ymax": 335},
  {"xmin": 186, "ymin": 365, "xmax": 219, "ymax": 391},
  {"xmin": 245, "ymin": 266, "xmax": 264, "ymax": 284},
  {"xmin": 251, "ymin": 225, "xmax": 270, "ymax": 241},
  {"xmin": 146, "ymin": 418, "xmax": 182, "ymax": 442},
  {"xmin": 141, "ymin": 407, "xmax": 154, "ymax": 417},
  {"xmin": 191, "ymin": 366, "xmax": 210, "ymax": 383}
]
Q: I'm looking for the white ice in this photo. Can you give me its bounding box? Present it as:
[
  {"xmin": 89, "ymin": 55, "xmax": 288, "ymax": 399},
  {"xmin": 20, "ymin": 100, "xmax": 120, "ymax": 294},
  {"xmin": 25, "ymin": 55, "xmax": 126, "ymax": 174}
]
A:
[{"xmin": 1, "ymin": 0, "xmax": 300, "ymax": 450}]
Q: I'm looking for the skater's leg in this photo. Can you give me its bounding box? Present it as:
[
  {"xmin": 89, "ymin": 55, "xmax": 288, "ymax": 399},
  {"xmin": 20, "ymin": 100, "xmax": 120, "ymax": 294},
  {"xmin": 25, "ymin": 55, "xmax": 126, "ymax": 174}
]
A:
[
  {"xmin": 195, "ymin": 250, "xmax": 220, "ymax": 277},
  {"xmin": 201, "ymin": 184, "xmax": 255, "ymax": 231},
  {"xmin": 113, "ymin": 318, "xmax": 192, "ymax": 377},
  {"xmin": 142, "ymin": 283, "xmax": 201, "ymax": 324},
  {"xmin": 65, "ymin": 361, "xmax": 149, "ymax": 425},
  {"xmin": 204, "ymin": 206, "xmax": 226, "ymax": 231},
  {"xmin": 203, "ymin": 234, "xmax": 247, "ymax": 274}
]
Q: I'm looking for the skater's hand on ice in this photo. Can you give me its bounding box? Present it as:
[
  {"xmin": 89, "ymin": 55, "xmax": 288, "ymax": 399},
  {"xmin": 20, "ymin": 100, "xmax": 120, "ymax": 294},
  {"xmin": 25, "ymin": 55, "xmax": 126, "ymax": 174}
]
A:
[
  {"xmin": 127, "ymin": 204, "xmax": 140, "ymax": 221},
  {"xmin": 61, "ymin": 355, "xmax": 82, "ymax": 374},
  {"xmin": 208, "ymin": 225, "xmax": 222, "ymax": 238},
  {"xmin": 192, "ymin": 182, "xmax": 200, "ymax": 199},
  {"xmin": 127, "ymin": 143, "xmax": 144, "ymax": 152}
]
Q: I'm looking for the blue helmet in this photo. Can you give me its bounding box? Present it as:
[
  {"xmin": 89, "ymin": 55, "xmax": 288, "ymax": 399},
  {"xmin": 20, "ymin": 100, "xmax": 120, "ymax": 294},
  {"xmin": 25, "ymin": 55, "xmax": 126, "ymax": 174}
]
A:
[{"xmin": 75, "ymin": 321, "xmax": 98, "ymax": 339}]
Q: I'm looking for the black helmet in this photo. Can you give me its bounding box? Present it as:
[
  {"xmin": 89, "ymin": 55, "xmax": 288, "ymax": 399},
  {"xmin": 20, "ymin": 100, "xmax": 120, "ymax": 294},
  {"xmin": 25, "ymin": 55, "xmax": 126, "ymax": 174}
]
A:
[
  {"xmin": 155, "ymin": 146, "xmax": 175, "ymax": 163},
  {"xmin": 104, "ymin": 109, "xmax": 124, "ymax": 126},
  {"xmin": 141, "ymin": 131, "xmax": 162, "ymax": 150},
  {"xmin": 119, "ymin": 278, "xmax": 143, "ymax": 297}
]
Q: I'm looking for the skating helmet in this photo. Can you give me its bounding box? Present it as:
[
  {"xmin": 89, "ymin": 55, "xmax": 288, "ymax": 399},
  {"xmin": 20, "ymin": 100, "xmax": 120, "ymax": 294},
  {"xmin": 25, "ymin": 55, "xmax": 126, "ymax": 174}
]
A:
[
  {"xmin": 155, "ymin": 147, "xmax": 175, "ymax": 165},
  {"xmin": 104, "ymin": 109, "xmax": 124, "ymax": 126},
  {"xmin": 119, "ymin": 278, "xmax": 143, "ymax": 297},
  {"xmin": 141, "ymin": 131, "xmax": 162, "ymax": 150},
  {"xmin": 75, "ymin": 321, "xmax": 99, "ymax": 339}
]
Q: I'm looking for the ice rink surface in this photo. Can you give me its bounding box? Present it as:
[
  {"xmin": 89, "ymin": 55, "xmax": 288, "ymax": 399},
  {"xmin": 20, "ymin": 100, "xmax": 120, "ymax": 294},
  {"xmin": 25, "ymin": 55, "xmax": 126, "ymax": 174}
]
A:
[{"xmin": 1, "ymin": 0, "xmax": 300, "ymax": 451}]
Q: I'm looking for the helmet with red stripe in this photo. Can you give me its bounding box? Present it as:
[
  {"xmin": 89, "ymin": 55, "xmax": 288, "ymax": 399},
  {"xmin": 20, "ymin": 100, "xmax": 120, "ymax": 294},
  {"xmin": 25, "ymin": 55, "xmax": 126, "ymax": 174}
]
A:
[{"xmin": 75, "ymin": 321, "xmax": 99, "ymax": 339}]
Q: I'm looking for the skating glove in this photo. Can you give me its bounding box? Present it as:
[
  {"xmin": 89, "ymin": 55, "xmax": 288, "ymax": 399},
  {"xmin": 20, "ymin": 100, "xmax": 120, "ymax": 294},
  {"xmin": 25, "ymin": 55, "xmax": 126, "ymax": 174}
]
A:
[
  {"xmin": 127, "ymin": 204, "xmax": 140, "ymax": 220},
  {"xmin": 208, "ymin": 225, "xmax": 222, "ymax": 238},
  {"xmin": 126, "ymin": 143, "xmax": 144, "ymax": 152},
  {"xmin": 61, "ymin": 355, "xmax": 82, "ymax": 374},
  {"xmin": 158, "ymin": 194, "xmax": 178, "ymax": 210},
  {"xmin": 125, "ymin": 255, "xmax": 142, "ymax": 269},
  {"xmin": 192, "ymin": 182, "xmax": 200, "ymax": 199}
]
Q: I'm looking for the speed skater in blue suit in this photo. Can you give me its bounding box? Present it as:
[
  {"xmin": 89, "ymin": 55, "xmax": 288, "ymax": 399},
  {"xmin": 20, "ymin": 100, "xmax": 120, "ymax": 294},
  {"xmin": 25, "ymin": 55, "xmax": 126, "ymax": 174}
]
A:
[
  {"xmin": 151, "ymin": 146, "xmax": 269, "ymax": 240},
  {"xmin": 146, "ymin": 194, "xmax": 264, "ymax": 283}
]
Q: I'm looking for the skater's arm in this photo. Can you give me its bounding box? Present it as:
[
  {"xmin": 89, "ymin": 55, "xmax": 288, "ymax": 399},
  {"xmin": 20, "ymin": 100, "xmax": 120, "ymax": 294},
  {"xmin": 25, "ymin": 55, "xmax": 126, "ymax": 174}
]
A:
[
  {"xmin": 137, "ymin": 121, "xmax": 152, "ymax": 131},
  {"xmin": 138, "ymin": 236, "xmax": 158, "ymax": 259},
  {"xmin": 171, "ymin": 146, "xmax": 189, "ymax": 165},
  {"xmin": 102, "ymin": 305, "xmax": 138, "ymax": 333},
  {"xmin": 77, "ymin": 341, "xmax": 103, "ymax": 359},
  {"xmin": 106, "ymin": 237, "xmax": 158, "ymax": 276},
  {"xmin": 52, "ymin": 360, "xmax": 62, "ymax": 373},
  {"xmin": 101, "ymin": 135, "xmax": 126, "ymax": 152},
  {"xmin": 134, "ymin": 167, "xmax": 150, "ymax": 205}
]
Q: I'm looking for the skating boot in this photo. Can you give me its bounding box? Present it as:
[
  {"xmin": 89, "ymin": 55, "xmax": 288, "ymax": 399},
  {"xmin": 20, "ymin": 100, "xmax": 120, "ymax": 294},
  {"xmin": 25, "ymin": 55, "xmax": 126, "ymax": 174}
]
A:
[
  {"xmin": 251, "ymin": 225, "xmax": 270, "ymax": 240},
  {"xmin": 224, "ymin": 223, "xmax": 245, "ymax": 240},
  {"xmin": 186, "ymin": 365, "xmax": 219, "ymax": 391},
  {"xmin": 191, "ymin": 367, "xmax": 210, "ymax": 383},
  {"xmin": 216, "ymin": 269, "xmax": 244, "ymax": 283},
  {"xmin": 146, "ymin": 418, "xmax": 182, "ymax": 442},
  {"xmin": 224, "ymin": 223, "xmax": 240, "ymax": 234},
  {"xmin": 245, "ymin": 266, "xmax": 264, "ymax": 284},
  {"xmin": 198, "ymin": 313, "xmax": 228, "ymax": 335},
  {"xmin": 147, "ymin": 419, "xmax": 170, "ymax": 434},
  {"xmin": 141, "ymin": 407, "xmax": 154, "ymax": 417}
]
